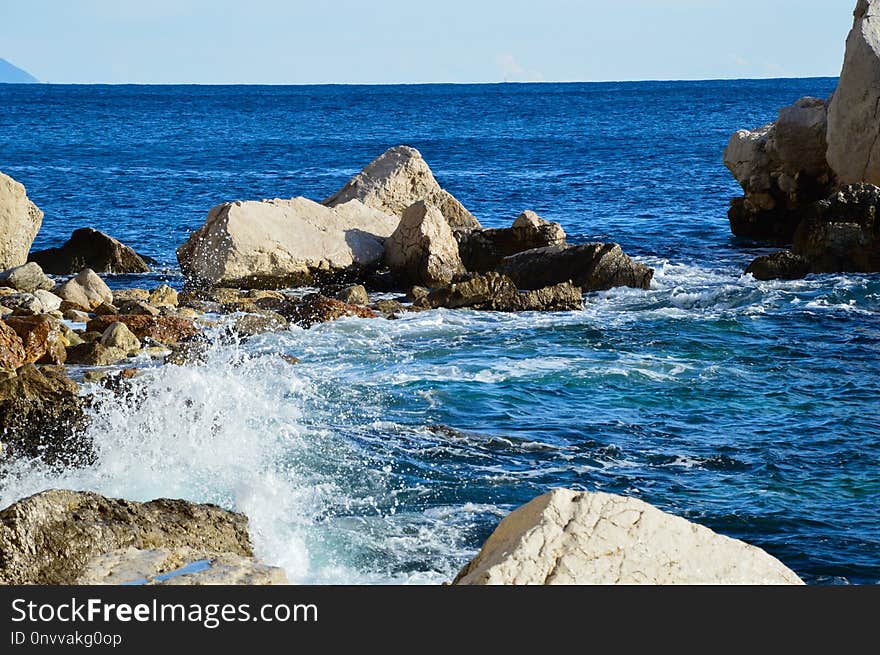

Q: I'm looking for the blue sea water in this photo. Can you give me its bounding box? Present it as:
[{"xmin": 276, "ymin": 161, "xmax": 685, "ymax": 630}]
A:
[{"xmin": 1, "ymin": 79, "xmax": 879, "ymax": 584}]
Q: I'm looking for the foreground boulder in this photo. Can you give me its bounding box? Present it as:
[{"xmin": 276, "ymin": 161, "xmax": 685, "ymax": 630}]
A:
[
  {"xmin": 56, "ymin": 268, "xmax": 113, "ymax": 310},
  {"xmin": 0, "ymin": 489, "xmax": 254, "ymax": 584},
  {"xmin": 324, "ymin": 145, "xmax": 481, "ymax": 230},
  {"xmin": 724, "ymin": 97, "xmax": 833, "ymax": 242},
  {"xmin": 29, "ymin": 228, "xmax": 151, "ymax": 275},
  {"xmin": 424, "ymin": 273, "xmax": 583, "ymax": 312},
  {"xmin": 0, "ymin": 171, "xmax": 43, "ymax": 270},
  {"xmin": 456, "ymin": 210, "xmax": 566, "ymax": 272},
  {"xmin": 498, "ymin": 243, "xmax": 653, "ymax": 291},
  {"xmin": 454, "ymin": 489, "xmax": 803, "ymax": 585},
  {"xmin": 0, "ymin": 365, "xmax": 89, "ymax": 467},
  {"xmin": 384, "ymin": 201, "xmax": 465, "ymax": 286},
  {"xmin": 826, "ymin": 0, "xmax": 880, "ymax": 187},
  {"xmin": 0, "ymin": 262, "xmax": 53, "ymax": 293},
  {"xmin": 4, "ymin": 315, "xmax": 68, "ymax": 365},
  {"xmin": 177, "ymin": 197, "xmax": 398, "ymax": 288}
]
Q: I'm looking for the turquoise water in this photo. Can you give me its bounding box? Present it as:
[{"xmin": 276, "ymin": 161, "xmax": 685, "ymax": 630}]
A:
[{"xmin": 0, "ymin": 79, "xmax": 878, "ymax": 584}]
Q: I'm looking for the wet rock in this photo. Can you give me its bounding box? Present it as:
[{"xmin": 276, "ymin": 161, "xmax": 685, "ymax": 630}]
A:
[
  {"xmin": 425, "ymin": 272, "xmax": 584, "ymax": 312},
  {"xmin": 0, "ymin": 170, "xmax": 43, "ymax": 270},
  {"xmin": 232, "ymin": 312, "xmax": 288, "ymax": 337},
  {"xmin": 148, "ymin": 284, "xmax": 178, "ymax": 307},
  {"xmin": 498, "ymin": 243, "xmax": 653, "ymax": 291},
  {"xmin": 56, "ymin": 269, "xmax": 113, "ymax": 310},
  {"xmin": 4, "ymin": 315, "xmax": 68, "ymax": 365},
  {"xmin": 66, "ymin": 341, "xmax": 127, "ymax": 366},
  {"xmin": 0, "ymin": 320, "xmax": 26, "ymax": 370},
  {"xmin": 333, "ymin": 284, "xmax": 370, "ymax": 306},
  {"xmin": 384, "ymin": 201, "xmax": 466, "ymax": 287},
  {"xmin": 453, "ymin": 489, "xmax": 804, "ymax": 585},
  {"xmin": 288, "ymin": 295, "xmax": 375, "ymax": 328},
  {"xmin": 0, "ymin": 365, "xmax": 89, "ymax": 467},
  {"xmin": 165, "ymin": 340, "xmax": 208, "ymax": 366},
  {"xmin": 374, "ymin": 299, "xmax": 404, "ymax": 315},
  {"xmin": 456, "ymin": 210, "xmax": 566, "ymax": 272},
  {"xmin": 745, "ymin": 251, "xmax": 811, "ymax": 280},
  {"xmin": 406, "ymin": 286, "xmax": 429, "ymax": 303},
  {"xmin": 86, "ymin": 315, "xmax": 199, "ymax": 345},
  {"xmin": 29, "ymin": 227, "xmax": 151, "ymax": 274},
  {"xmin": 0, "ymin": 262, "xmax": 54, "ymax": 293},
  {"xmin": 0, "ymin": 489, "xmax": 252, "ymax": 585},
  {"xmin": 100, "ymin": 322, "xmax": 142, "ymax": 353}
]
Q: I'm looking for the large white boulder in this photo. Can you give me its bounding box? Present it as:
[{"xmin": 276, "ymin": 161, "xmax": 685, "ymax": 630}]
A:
[
  {"xmin": 177, "ymin": 197, "xmax": 398, "ymax": 288},
  {"xmin": 827, "ymin": 0, "xmax": 880, "ymax": 186},
  {"xmin": 0, "ymin": 171, "xmax": 43, "ymax": 270},
  {"xmin": 324, "ymin": 146, "xmax": 481, "ymax": 230},
  {"xmin": 454, "ymin": 489, "xmax": 804, "ymax": 585},
  {"xmin": 384, "ymin": 201, "xmax": 465, "ymax": 286}
]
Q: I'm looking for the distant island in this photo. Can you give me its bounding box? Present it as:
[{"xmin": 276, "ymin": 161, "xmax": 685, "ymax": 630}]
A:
[{"xmin": 0, "ymin": 58, "xmax": 39, "ymax": 83}]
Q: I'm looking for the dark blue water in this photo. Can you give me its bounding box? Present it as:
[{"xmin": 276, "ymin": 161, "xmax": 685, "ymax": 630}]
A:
[{"xmin": 2, "ymin": 80, "xmax": 879, "ymax": 585}]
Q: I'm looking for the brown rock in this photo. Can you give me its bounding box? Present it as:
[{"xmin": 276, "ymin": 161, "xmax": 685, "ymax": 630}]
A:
[
  {"xmin": 4, "ymin": 314, "xmax": 68, "ymax": 365},
  {"xmin": 0, "ymin": 320, "xmax": 26, "ymax": 370},
  {"xmin": 29, "ymin": 228, "xmax": 152, "ymax": 275},
  {"xmin": 289, "ymin": 295, "xmax": 375, "ymax": 328},
  {"xmin": 86, "ymin": 315, "xmax": 199, "ymax": 345}
]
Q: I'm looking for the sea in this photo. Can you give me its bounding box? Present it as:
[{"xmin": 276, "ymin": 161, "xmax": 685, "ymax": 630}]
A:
[{"xmin": 0, "ymin": 79, "xmax": 878, "ymax": 585}]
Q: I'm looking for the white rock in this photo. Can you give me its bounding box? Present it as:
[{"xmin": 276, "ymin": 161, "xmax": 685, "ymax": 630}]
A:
[
  {"xmin": 32, "ymin": 289, "xmax": 62, "ymax": 312},
  {"xmin": 324, "ymin": 146, "xmax": 481, "ymax": 230},
  {"xmin": 827, "ymin": 0, "xmax": 880, "ymax": 185},
  {"xmin": 177, "ymin": 197, "xmax": 398, "ymax": 288},
  {"xmin": 0, "ymin": 262, "xmax": 53, "ymax": 293},
  {"xmin": 384, "ymin": 201, "xmax": 465, "ymax": 287},
  {"xmin": 55, "ymin": 269, "xmax": 113, "ymax": 310},
  {"xmin": 0, "ymin": 171, "xmax": 43, "ymax": 270},
  {"xmin": 454, "ymin": 489, "xmax": 804, "ymax": 585}
]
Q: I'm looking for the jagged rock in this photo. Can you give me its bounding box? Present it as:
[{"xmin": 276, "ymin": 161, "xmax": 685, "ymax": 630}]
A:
[
  {"xmin": 0, "ymin": 489, "xmax": 252, "ymax": 585},
  {"xmin": 456, "ymin": 210, "xmax": 566, "ymax": 272},
  {"xmin": 86, "ymin": 315, "xmax": 199, "ymax": 345},
  {"xmin": 288, "ymin": 295, "xmax": 375, "ymax": 328},
  {"xmin": 0, "ymin": 262, "xmax": 53, "ymax": 293},
  {"xmin": 29, "ymin": 228, "xmax": 151, "ymax": 274},
  {"xmin": 56, "ymin": 269, "xmax": 113, "ymax": 310},
  {"xmin": 177, "ymin": 197, "xmax": 398, "ymax": 288},
  {"xmin": 324, "ymin": 145, "xmax": 481, "ymax": 230},
  {"xmin": 0, "ymin": 365, "xmax": 89, "ymax": 467},
  {"xmin": 333, "ymin": 284, "xmax": 370, "ymax": 306},
  {"xmin": 827, "ymin": 0, "xmax": 880, "ymax": 186},
  {"xmin": 384, "ymin": 201, "xmax": 465, "ymax": 287},
  {"xmin": 0, "ymin": 171, "xmax": 43, "ymax": 270},
  {"xmin": 0, "ymin": 320, "xmax": 26, "ymax": 370},
  {"xmin": 148, "ymin": 284, "xmax": 178, "ymax": 307},
  {"xmin": 425, "ymin": 272, "xmax": 583, "ymax": 312},
  {"xmin": 453, "ymin": 489, "xmax": 803, "ymax": 585},
  {"xmin": 498, "ymin": 243, "xmax": 653, "ymax": 291},
  {"xmin": 100, "ymin": 322, "xmax": 141, "ymax": 353},
  {"xmin": 4, "ymin": 315, "xmax": 68, "ymax": 365},
  {"xmin": 65, "ymin": 341, "xmax": 127, "ymax": 366}
]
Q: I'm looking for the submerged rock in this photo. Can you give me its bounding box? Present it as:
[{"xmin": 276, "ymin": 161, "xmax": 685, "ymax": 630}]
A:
[
  {"xmin": 425, "ymin": 272, "xmax": 583, "ymax": 312},
  {"xmin": 177, "ymin": 197, "xmax": 398, "ymax": 288},
  {"xmin": 56, "ymin": 269, "xmax": 113, "ymax": 310},
  {"xmin": 324, "ymin": 145, "xmax": 481, "ymax": 230},
  {"xmin": 29, "ymin": 228, "xmax": 151, "ymax": 275},
  {"xmin": 454, "ymin": 489, "xmax": 804, "ymax": 585},
  {"xmin": 0, "ymin": 489, "xmax": 252, "ymax": 584},
  {"xmin": 0, "ymin": 262, "xmax": 54, "ymax": 293},
  {"xmin": 498, "ymin": 243, "xmax": 653, "ymax": 291},
  {"xmin": 456, "ymin": 210, "xmax": 566, "ymax": 272},
  {"xmin": 288, "ymin": 295, "xmax": 375, "ymax": 328},
  {"xmin": 0, "ymin": 171, "xmax": 43, "ymax": 270},
  {"xmin": 384, "ymin": 201, "xmax": 465, "ymax": 287}
]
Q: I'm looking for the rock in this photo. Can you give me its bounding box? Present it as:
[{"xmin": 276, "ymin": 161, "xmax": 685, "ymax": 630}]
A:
[
  {"xmin": 724, "ymin": 97, "xmax": 833, "ymax": 242},
  {"xmin": 425, "ymin": 272, "xmax": 584, "ymax": 312},
  {"xmin": 113, "ymin": 288, "xmax": 150, "ymax": 303},
  {"xmin": 33, "ymin": 289, "xmax": 62, "ymax": 312},
  {"xmin": 177, "ymin": 197, "xmax": 398, "ymax": 288},
  {"xmin": 28, "ymin": 227, "xmax": 151, "ymax": 274},
  {"xmin": 384, "ymin": 201, "xmax": 466, "ymax": 287},
  {"xmin": 498, "ymin": 243, "xmax": 653, "ymax": 292},
  {"xmin": 117, "ymin": 299, "xmax": 160, "ymax": 316},
  {"xmin": 406, "ymin": 285, "xmax": 429, "ymax": 303},
  {"xmin": 374, "ymin": 299, "xmax": 404, "ymax": 315},
  {"xmin": 86, "ymin": 314, "xmax": 199, "ymax": 345},
  {"xmin": 56, "ymin": 269, "xmax": 113, "ymax": 310},
  {"xmin": 456, "ymin": 210, "xmax": 566, "ymax": 272},
  {"xmin": 324, "ymin": 145, "xmax": 481, "ymax": 230},
  {"xmin": 0, "ymin": 320, "xmax": 26, "ymax": 370},
  {"xmin": 1, "ymin": 292, "xmax": 46, "ymax": 315},
  {"xmin": 100, "ymin": 322, "xmax": 142, "ymax": 352},
  {"xmin": 93, "ymin": 302, "xmax": 119, "ymax": 316},
  {"xmin": 826, "ymin": 0, "xmax": 880, "ymax": 186},
  {"xmin": 75, "ymin": 547, "xmax": 288, "ymax": 586},
  {"xmin": 745, "ymin": 251, "xmax": 811, "ymax": 281},
  {"xmin": 65, "ymin": 341, "xmax": 127, "ymax": 366},
  {"xmin": 453, "ymin": 489, "xmax": 803, "ymax": 585},
  {"xmin": 0, "ymin": 171, "xmax": 43, "ymax": 270},
  {"xmin": 148, "ymin": 284, "xmax": 178, "ymax": 307},
  {"xmin": 288, "ymin": 295, "xmax": 375, "ymax": 328},
  {"xmin": 4, "ymin": 315, "xmax": 68, "ymax": 365},
  {"xmin": 232, "ymin": 312, "xmax": 288, "ymax": 337},
  {"xmin": 0, "ymin": 365, "xmax": 89, "ymax": 467},
  {"xmin": 0, "ymin": 262, "xmax": 53, "ymax": 292},
  {"xmin": 333, "ymin": 284, "xmax": 370, "ymax": 306},
  {"xmin": 0, "ymin": 489, "xmax": 252, "ymax": 585},
  {"xmin": 62, "ymin": 309, "xmax": 91, "ymax": 324}
]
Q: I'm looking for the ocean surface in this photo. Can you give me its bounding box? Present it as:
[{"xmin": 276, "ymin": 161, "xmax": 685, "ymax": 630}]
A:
[{"xmin": 1, "ymin": 79, "xmax": 878, "ymax": 584}]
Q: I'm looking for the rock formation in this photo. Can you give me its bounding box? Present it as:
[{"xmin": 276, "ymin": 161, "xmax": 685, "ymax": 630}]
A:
[
  {"xmin": 384, "ymin": 201, "xmax": 466, "ymax": 287},
  {"xmin": 324, "ymin": 145, "xmax": 481, "ymax": 230},
  {"xmin": 454, "ymin": 489, "xmax": 803, "ymax": 585},
  {"xmin": 0, "ymin": 171, "xmax": 43, "ymax": 270},
  {"xmin": 456, "ymin": 210, "xmax": 566, "ymax": 272},
  {"xmin": 30, "ymin": 228, "xmax": 152, "ymax": 275},
  {"xmin": 423, "ymin": 272, "xmax": 584, "ymax": 312}
]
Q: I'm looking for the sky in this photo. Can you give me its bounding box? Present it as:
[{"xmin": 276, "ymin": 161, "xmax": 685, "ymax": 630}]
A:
[{"xmin": 0, "ymin": 0, "xmax": 858, "ymax": 84}]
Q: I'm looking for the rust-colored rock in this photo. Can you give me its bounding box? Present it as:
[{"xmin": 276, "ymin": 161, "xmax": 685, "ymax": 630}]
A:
[
  {"xmin": 4, "ymin": 315, "xmax": 67, "ymax": 365},
  {"xmin": 86, "ymin": 314, "xmax": 199, "ymax": 344},
  {"xmin": 0, "ymin": 320, "xmax": 26, "ymax": 370},
  {"xmin": 289, "ymin": 295, "xmax": 375, "ymax": 329}
]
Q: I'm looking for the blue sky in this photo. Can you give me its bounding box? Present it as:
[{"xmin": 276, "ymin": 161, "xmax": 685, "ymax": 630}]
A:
[{"xmin": 0, "ymin": 0, "xmax": 857, "ymax": 84}]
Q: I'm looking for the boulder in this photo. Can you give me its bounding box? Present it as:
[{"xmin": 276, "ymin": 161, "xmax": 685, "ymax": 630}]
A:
[
  {"xmin": 453, "ymin": 489, "xmax": 803, "ymax": 585},
  {"xmin": 0, "ymin": 320, "xmax": 26, "ymax": 370},
  {"xmin": 231, "ymin": 312, "xmax": 288, "ymax": 337},
  {"xmin": 0, "ymin": 171, "xmax": 43, "ymax": 270},
  {"xmin": 0, "ymin": 262, "xmax": 53, "ymax": 293},
  {"xmin": 65, "ymin": 341, "xmax": 127, "ymax": 366},
  {"xmin": 148, "ymin": 284, "xmax": 178, "ymax": 307},
  {"xmin": 177, "ymin": 197, "xmax": 398, "ymax": 288},
  {"xmin": 117, "ymin": 299, "xmax": 161, "ymax": 316},
  {"xmin": 100, "ymin": 322, "xmax": 142, "ymax": 353},
  {"xmin": 0, "ymin": 489, "xmax": 252, "ymax": 585},
  {"xmin": 425, "ymin": 272, "xmax": 584, "ymax": 312},
  {"xmin": 456, "ymin": 210, "xmax": 566, "ymax": 272},
  {"xmin": 498, "ymin": 243, "xmax": 653, "ymax": 292},
  {"xmin": 384, "ymin": 201, "xmax": 465, "ymax": 287},
  {"xmin": 113, "ymin": 288, "xmax": 150, "ymax": 303},
  {"xmin": 827, "ymin": 0, "xmax": 880, "ymax": 186},
  {"xmin": 288, "ymin": 295, "xmax": 375, "ymax": 328},
  {"xmin": 1, "ymin": 292, "xmax": 48, "ymax": 315},
  {"xmin": 86, "ymin": 314, "xmax": 199, "ymax": 345},
  {"xmin": 33, "ymin": 289, "xmax": 62, "ymax": 312},
  {"xmin": 324, "ymin": 145, "xmax": 481, "ymax": 230},
  {"xmin": 0, "ymin": 365, "xmax": 89, "ymax": 467},
  {"xmin": 746, "ymin": 251, "xmax": 811, "ymax": 281},
  {"xmin": 4, "ymin": 315, "xmax": 68, "ymax": 365},
  {"xmin": 56, "ymin": 269, "xmax": 113, "ymax": 310},
  {"xmin": 724, "ymin": 97, "xmax": 833, "ymax": 242},
  {"xmin": 29, "ymin": 228, "xmax": 151, "ymax": 275}
]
